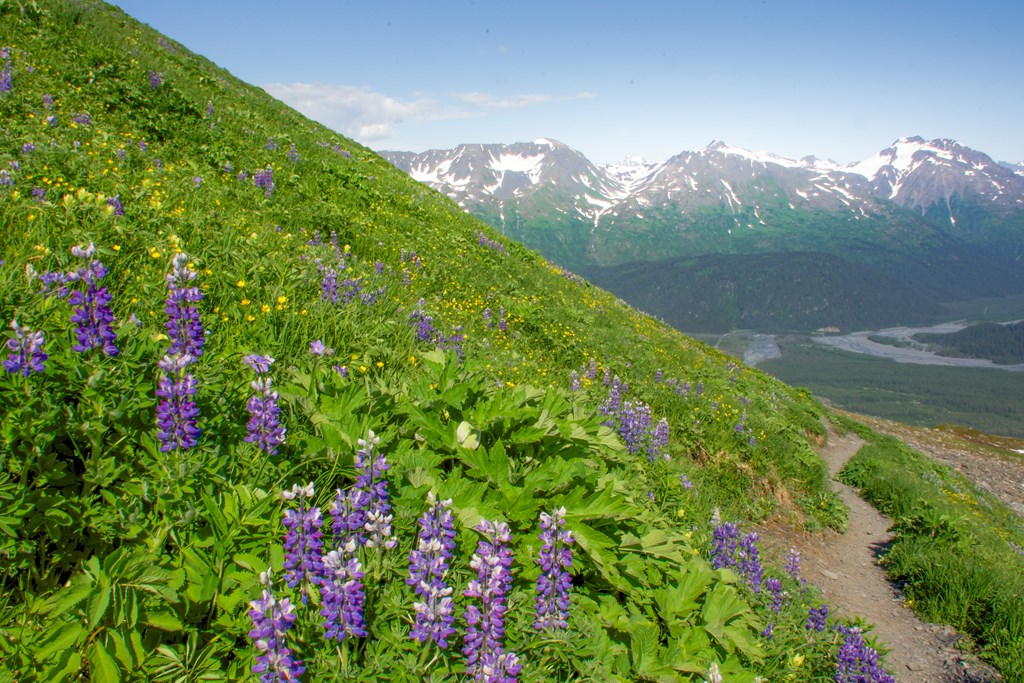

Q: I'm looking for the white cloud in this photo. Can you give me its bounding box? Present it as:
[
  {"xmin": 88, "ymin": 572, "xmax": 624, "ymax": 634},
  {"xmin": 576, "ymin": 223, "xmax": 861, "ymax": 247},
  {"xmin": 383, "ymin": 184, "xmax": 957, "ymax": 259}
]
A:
[
  {"xmin": 262, "ymin": 83, "xmax": 464, "ymax": 142},
  {"xmin": 262, "ymin": 82, "xmax": 594, "ymax": 144},
  {"xmin": 451, "ymin": 91, "xmax": 594, "ymax": 109}
]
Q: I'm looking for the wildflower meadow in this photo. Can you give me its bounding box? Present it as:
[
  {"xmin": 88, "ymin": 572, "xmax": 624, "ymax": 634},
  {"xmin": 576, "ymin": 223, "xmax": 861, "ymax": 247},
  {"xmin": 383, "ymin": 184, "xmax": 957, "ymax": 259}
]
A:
[{"xmin": 2, "ymin": 2, "xmax": 1022, "ymax": 682}]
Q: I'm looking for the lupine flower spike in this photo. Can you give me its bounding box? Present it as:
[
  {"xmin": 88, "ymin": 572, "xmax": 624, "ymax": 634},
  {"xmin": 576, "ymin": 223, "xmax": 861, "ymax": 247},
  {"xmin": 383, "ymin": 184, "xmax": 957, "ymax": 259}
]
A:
[
  {"xmin": 282, "ymin": 482, "xmax": 324, "ymax": 604},
  {"xmin": 155, "ymin": 354, "xmax": 200, "ymax": 451},
  {"xmin": 244, "ymin": 355, "xmax": 286, "ymax": 454},
  {"xmin": 407, "ymin": 493, "xmax": 457, "ymax": 648},
  {"xmin": 3, "ymin": 320, "xmax": 47, "ymax": 377},
  {"xmin": 67, "ymin": 243, "xmax": 118, "ymax": 357},
  {"xmin": 534, "ymin": 507, "xmax": 573, "ymax": 631},
  {"xmin": 464, "ymin": 519, "xmax": 521, "ymax": 683},
  {"xmin": 355, "ymin": 431, "xmax": 397, "ymax": 550},
  {"xmin": 835, "ymin": 626, "xmax": 895, "ymax": 683},
  {"xmin": 248, "ymin": 569, "xmax": 305, "ymax": 683}
]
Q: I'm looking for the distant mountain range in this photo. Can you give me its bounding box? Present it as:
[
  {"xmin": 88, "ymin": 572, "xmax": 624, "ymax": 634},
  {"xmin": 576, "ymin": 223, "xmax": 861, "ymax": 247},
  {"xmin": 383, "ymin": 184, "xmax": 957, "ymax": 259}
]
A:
[{"xmin": 382, "ymin": 137, "xmax": 1024, "ymax": 332}]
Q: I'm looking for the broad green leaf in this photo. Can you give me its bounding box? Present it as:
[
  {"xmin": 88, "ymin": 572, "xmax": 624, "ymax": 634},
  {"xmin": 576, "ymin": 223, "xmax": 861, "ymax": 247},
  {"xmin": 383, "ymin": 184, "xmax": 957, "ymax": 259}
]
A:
[
  {"xmin": 34, "ymin": 623, "xmax": 86, "ymax": 662},
  {"xmin": 629, "ymin": 621, "xmax": 659, "ymax": 673},
  {"xmin": 88, "ymin": 640, "xmax": 120, "ymax": 683},
  {"xmin": 456, "ymin": 420, "xmax": 480, "ymax": 449},
  {"xmin": 141, "ymin": 609, "xmax": 184, "ymax": 631},
  {"xmin": 87, "ymin": 587, "xmax": 111, "ymax": 626},
  {"xmin": 106, "ymin": 630, "xmax": 134, "ymax": 671}
]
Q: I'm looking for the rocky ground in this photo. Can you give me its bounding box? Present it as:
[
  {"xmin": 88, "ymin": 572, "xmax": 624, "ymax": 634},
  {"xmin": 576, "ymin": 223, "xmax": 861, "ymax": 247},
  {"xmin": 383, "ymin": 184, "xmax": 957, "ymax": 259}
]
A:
[{"xmin": 758, "ymin": 426, "xmax": 1016, "ymax": 682}]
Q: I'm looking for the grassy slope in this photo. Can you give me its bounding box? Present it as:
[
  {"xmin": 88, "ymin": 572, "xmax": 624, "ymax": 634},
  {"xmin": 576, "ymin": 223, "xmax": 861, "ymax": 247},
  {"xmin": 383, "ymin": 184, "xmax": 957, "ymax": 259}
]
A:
[{"xmin": 0, "ymin": 3, "xmax": 867, "ymax": 682}]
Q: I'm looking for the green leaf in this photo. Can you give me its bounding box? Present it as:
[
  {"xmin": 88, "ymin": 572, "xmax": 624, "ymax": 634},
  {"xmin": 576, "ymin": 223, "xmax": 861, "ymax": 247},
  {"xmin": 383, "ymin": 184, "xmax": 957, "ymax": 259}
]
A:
[
  {"xmin": 140, "ymin": 609, "xmax": 184, "ymax": 631},
  {"xmin": 87, "ymin": 586, "xmax": 111, "ymax": 626},
  {"xmin": 34, "ymin": 623, "xmax": 86, "ymax": 662},
  {"xmin": 106, "ymin": 630, "xmax": 134, "ymax": 671},
  {"xmin": 456, "ymin": 420, "xmax": 480, "ymax": 449},
  {"xmin": 88, "ymin": 640, "xmax": 120, "ymax": 683},
  {"xmin": 572, "ymin": 521, "xmax": 626, "ymax": 590},
  {"xmin": 629, "ymin": 621, "xmax": 660, "ymax": 674}
]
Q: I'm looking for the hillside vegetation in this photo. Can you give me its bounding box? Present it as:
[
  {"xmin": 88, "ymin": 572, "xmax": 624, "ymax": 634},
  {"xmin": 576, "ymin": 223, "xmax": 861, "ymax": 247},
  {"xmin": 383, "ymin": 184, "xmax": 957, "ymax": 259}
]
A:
[{"xmin": 0, "ymin": 3, "xmax": 882, "ymax": 682}]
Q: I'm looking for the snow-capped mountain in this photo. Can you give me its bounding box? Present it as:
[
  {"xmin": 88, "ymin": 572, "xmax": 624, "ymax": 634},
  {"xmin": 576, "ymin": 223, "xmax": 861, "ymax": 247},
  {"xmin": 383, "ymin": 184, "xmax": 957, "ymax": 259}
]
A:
[
  {"xmin": 385, "ymin": 136, "xmax": 1023, "ymax": 227},
  {"xmin": 381, "ymin": 136, "xmax": 1024, "ymax": 270}
]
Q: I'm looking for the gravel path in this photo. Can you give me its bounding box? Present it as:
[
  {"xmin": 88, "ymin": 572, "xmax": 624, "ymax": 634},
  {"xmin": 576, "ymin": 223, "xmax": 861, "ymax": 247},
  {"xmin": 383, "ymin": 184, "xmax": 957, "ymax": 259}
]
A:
[{"xmin": 759, "ymin": 431, "xmax": 1002, "ymax": 682}]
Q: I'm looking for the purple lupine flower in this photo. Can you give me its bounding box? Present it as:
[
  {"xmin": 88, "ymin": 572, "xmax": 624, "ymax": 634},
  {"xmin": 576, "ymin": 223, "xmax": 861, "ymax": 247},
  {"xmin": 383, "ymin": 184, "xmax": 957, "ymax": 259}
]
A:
[
  {"xmin": 498, "ymin": 306, "xmax": 506, "ymax": 332},
  {"xmin": 248, "ymin": 570, "xmax": 305, "ymax": 683},
  {"xmin": 439, "ymin": 326, "xmax": 464, "ymax": 362},
  {"xmin": 463, "ymin": 519, "xmax": 521, "ymax": 683},
  {"xmin": 737, "ymin": 532, "xmax": 764, "ymax": 593},
  {"xmin": 253, "ymin": 167, "xmax": 275, "ymax": 197},
  {"xmin": 655, "ymin": 368, "xmax": 663, "ymax": 383},
  {"xmin": 282, "ymin": 482, "xmax": 324, "ymax": 602},
  {"xmin": 569, "ymin": 370, "xmax": 580, "ymax": 392},
  {"xmin": 618, "ymin": 400, "xmax": 652, "ymax": 454},
  {"xmin": 483, "ymin": 307, "xmax": 493, "ymax": 329},
  {"xmin": 0, "ymin": 170, "xmax": 11, "ymax": 186},
  {"xmin": 710, "ymin": 522, "xmax": 740, "ymax": 570},
  {"xmin": 66, "ymin": 244, "xmax": 119, "ymax": 356},
  {"xmin": 3, "ymin": 320, "xmax": 47, "ymax": 377},
  {"xmin": 115, "ymin": 148, "xmax": 126, "ymax": 161},
  {"xmin": 243, "ymin": 353, "xmax": 274, "ymax": 374},
  {"xmin": 165, "ymin": 253, "xmax": 204, "ymax": 360},
  {"xmin": 138, "ymin": 140, "xmax": 147, "ymax": 152},
  {"xmin": 149, "ymin": 70, "xmax": 162, "ymax": 89},
  {"xmin": 21, "ymin": 143, "xmax": 34, "ymax": 154},
  {"xmin": 649, "ymin": 417, "xmax": 670, "ymax": 461},
  {"xmin": 246, "ymin": 376, "xmax": 286, "ymax": 454},
  {"xmin": 43, "ymin": 93, "xmax": 53, "ymax": 108},
  {"xmin": 155, "ymin": 354, "xmax": 200, "ymax": 451},
  {"xmin": 407, "ymin": 493, "xmax": 457, "ymax": 648},
  {"xmin": 784, "ymin": 548, "xmax": 802, "ymax": 583},
  {"xmin": 374, "ymin": 260, "xmax": 385, "ymax": 274},
  {"xmin": 354, "ymin": 431, "xmax": 397, "ymax": 550},
  {"xmin": 0, "ymin": 67, "xmax": 12, "ymax": 93},
  {"xmin": 318, "ymin": 261, "xmax": 340, "ymax": 302},
  {"xmin": 288, "ymin": 144, "xmax": 300, "ymax": 163},
  {"xmin": 31, "ymin": 186, "xmax": 45, "ymax": 202},
  {"xmin": 600, "ymin": 375, "xmax": 624, "ymax": 426},
  {"xmin": 45, "ymin": 115, "xmax": 57, "ymax": 127},
  {"xmin": 680, "ymin": 474, "xmax": 694, "ymax": 490},
  {"xmin": 266, "ymin": 138, "xmax": 278, "ymax": 151},
  {"xmin": 805, "ymin": 604, "xmax": 828, "ymax": 632},
  {"xmin": 835, "ymin": 626, "xmax": 895, "ymax": 683},
  {"xmin": 330, "ymin": 487, "xmax": 368, "ymax": 551},
  {"xmin": 761, "ymin": 622, "xmax": 775, "ymax": 640},
  {"xmin": 764, "ymin": 577, "xmax": 785, "ymax": 613},
  {"xmin": 193, "ymin": 175, "xmax": 202, "ymax": 187},
  {"xmin": 534, "ymin": 507, "xmax": 573, "ymax": 631},
  {"xmin": 321, "ymin": 489, "xmax": 368, "ymax": 642},
  {"xmin": 360, "ymin": 287, "xmax": 386, "ymax": 306},
  {"xmin": 586, "ymin": 358, "xmax": 597, "ymax": 380},
  {"xmin": 72, "ymin": 113, "xmax": 91, "ymax": 126},
  {"xmin": 319, "ymin": 548, "xmax": 367, "ymax": 642},
  {"xmin": 106, "ymin": 195, "xmax": 123, "ymax": 215},
  {"xmin": 409, "ymin": 300, "xmax": 437, "ymax": 343},
  {"xmin": 309, "ymin": 339, "xmax": 333, "ymax": 357}
]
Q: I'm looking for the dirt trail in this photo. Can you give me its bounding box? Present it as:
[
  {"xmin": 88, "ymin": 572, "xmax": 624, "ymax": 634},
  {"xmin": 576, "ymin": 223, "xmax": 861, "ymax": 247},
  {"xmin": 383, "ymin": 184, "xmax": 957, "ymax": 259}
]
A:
[{"xmin": 759, "ymin": 431, "xmax": 1001, "ymax": 683}]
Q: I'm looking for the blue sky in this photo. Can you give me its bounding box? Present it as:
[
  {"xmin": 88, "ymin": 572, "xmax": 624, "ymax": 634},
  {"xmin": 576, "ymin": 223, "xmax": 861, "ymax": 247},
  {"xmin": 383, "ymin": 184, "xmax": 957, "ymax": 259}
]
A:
[{"xmin": 111, "ymin": 1, "xmax": 1024, "ymax": 165}]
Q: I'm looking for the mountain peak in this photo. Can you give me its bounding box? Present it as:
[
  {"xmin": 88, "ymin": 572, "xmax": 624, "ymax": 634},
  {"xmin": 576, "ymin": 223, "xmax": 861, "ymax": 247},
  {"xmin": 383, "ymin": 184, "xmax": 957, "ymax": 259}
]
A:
[{"xmin": 532, "ymin": 137, "xmax": 564, "ymax": 148}]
